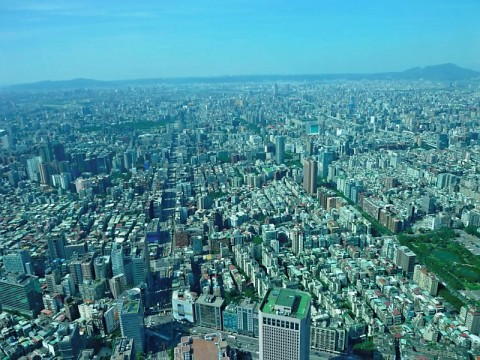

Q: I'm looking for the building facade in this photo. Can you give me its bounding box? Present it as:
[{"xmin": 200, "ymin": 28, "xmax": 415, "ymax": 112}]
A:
[{"xmin": 259, "ymin": 288, "xmax": 311, "ymax": 360}]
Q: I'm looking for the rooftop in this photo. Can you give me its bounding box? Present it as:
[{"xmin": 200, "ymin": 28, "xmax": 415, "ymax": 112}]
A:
[{"xmin": 260, "ymin": 288, "xmax": 311, "ymax": 320}]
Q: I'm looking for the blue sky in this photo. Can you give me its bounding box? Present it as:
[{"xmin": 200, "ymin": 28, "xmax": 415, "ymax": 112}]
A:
[{"xmin": 0, "ymin": 0, "xmax": 479, "ymax": 84}]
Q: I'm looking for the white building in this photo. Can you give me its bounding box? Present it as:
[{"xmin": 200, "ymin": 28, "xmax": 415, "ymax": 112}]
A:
[
  {"xmin": 259, "ymin": 288, "xmax": 311, "ymax": 360},
  {"xmin": 172, "ymin": 290, "xmax": 197, "ymax": 323}
]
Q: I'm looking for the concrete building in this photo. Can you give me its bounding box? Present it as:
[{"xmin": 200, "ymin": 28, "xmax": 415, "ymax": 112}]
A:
[
  {"xmin": 276, "ymin": 136, "xmax": 285, "ymax": 165},
  {"xmin": 173, "ymin": 334, "xmax": 230, "ymax": 360},
  {"xmin": 111, "ymin": 338, "xmax": 135, "ymax": 360},
  {"xmin": 110, "ymin": 274, "xmax": 127, "ymax": 299},
  {"xmin": 3, "ymin": 250, "xmax": 31, "ymax": 275},
  {"xmin": 172, "ymin": 290, "xmax": 197, "ymax": 323},
  {"xmin": 237, "ymin": 298, "xmax": 259, "ymax": 337},
  {"xmin": 394, "ymin": 246, "xmax": 416, "ymax": 276},
  {"xmin": 117, "ymin": 289, "xmax": 145, "ymax": 352},
  {"xmin": 57, "ymin": 323, "xmax": 84, "ymax": 360},
  {"xmin": 0, "ymin": 273, "xmax": 43, "ymax": 318},
  {"xmin": 303, "ymin": 158, "xmax": 318, "ymax": 195},
  {"xmin": 259, "ymin": 288, "xmax": 311, "ymax": 360},
  {"xmin": 310, "ymin": 325, "xmax": 346, "ymax": 353},
  {"xmin": 413, "ymin": 265, "xmax": 439, "ymax": 296},
  {"xmin": 465, "ymin": 308, "xmax": 480, "ymax": 336},
  {"xmin": 195, "ymin": 294, "xmax": 225, "ymax": 330}
]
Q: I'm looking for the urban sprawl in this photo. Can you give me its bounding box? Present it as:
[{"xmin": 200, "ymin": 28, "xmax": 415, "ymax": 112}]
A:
[{"xmin": 0, "ymin": 80, "xmax": 480, "ymax": 359}]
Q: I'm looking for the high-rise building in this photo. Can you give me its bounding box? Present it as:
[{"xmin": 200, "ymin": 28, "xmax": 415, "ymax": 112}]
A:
[
  {"xmin": 47, "ymin": 233, "xmax": 67, "ymax": 261},
  {"xmin": 223, "ymin": 303, "xmax": 238, "ymax": 333},
  {"xmin": 38, "ymin": 161, "xmax": 50, "ymax": 185},
  {"xmin": 172, "ymin": 290, "xmax": 196, "ymax": 323},
  {"xmin": 131, "ymin": 243, "xmax": 149, "ymax": 287},
  {"xmin": 111, "ymin": 242, "xmax": 133, "ymax": 286},
  {"xmin": 465, "ymin": 308, "xmax": 480, "ymax": 336},
  {"xmin": 94, "ymin": 256, "xmax": 111, "ymax": 280},
  {"xmin": 0, "ymin": 273, "xmax": 43, "ymax": 318},
  {"xmin": 319, "ymin": 151, "xmax": 334, "ymax": 179},
  {"xmin": 275, "ymin": 136, "xmax": 285, "ymax": 165},
  {"xmin": 413, "ymin": 265, "xmax": 439, "ymax": 296},
  {"xmin": 394, "ymin": 246, "xmax": 416, "ymax": 276},
  {"xmin": 26, "ymin": 156, "xmax": 42, "ymax": 182},
  {"xmin": 310, "ymin": 323, "xmax": 346, "ymax": 353},
  {"xmin": 237, "ymin": 298, "xmax": 259, "ymax": 337},
  {"xmin": 259, "ymin": 288, "xmax": 311, "ymax": 360},
  {"xmin": 80, "ymin": 252, "xmax": 96, "ymax": 281},
  {"xmin": 117, "ymin": 289, "xmax": 145, "ymax": 352},
  {"xmin": 45, "ymin": 269, "xmax": 62, "ymax": 293},
  {"xmin": 110, "ymin": 274, "xmax": 127, "ymax": 299},
  {"xmin": 303, "ymin": 158, "xmax": 318, "ymax": 195},
  {"xmin": 194, "ymin": 294, "xmax": 225, "ymax": 330},
  {"xmin": 3, "ymin": 250, "xmax": 31, "ymax": 274},
  {"xmin": 57, "ymin": 323, "xmax": 85, "ymax": 360},
  {"xmin": 290, "ymin": 227, "xmax": 304, "ymax": 256}
]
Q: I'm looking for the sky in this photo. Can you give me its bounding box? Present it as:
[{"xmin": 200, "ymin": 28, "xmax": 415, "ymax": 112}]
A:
[{"xmin": 0, "ymin": 0, "xmax": 479, "ymax": 84}]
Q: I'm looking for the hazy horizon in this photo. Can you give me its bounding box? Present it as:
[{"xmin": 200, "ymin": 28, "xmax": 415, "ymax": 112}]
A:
[{"xmin": 1, "ymin": 0, "xmax": 479, "ymax": 84}]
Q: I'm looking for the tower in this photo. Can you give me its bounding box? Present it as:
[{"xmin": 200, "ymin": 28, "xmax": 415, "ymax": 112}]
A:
[
  {"xmin": 319, "ymin": 151, "xmax": 334, "ymax": 179},
  {"xmin": 303, "ymin": 158, "xmax": 318, "ymax": 195},
  {"xmin": 275, "ymin": 136, "xmax": 285, "ymax": 165},
  {"xmin": 259, "ymin": 288, "xmax": 311, "ymax": 360},
  {"xmin": 117, "ymin": 289, "xmax": 145, "ymax": 352}
]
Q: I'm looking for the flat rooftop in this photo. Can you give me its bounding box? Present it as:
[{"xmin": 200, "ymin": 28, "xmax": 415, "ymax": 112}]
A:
[{"xmin": 260, "ymin": 288, "xmax": 310, "ymax": 320}]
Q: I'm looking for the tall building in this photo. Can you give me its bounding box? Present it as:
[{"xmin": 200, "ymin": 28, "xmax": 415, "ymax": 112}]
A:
[
  {"xmin": 259, "ymin": 288, "xmax": 311, "ymax": 360},
  {"xmin": 94, "ymin": 256, "xmax": 111, "ymax": 280},
  {"xmin": 131, "ymin": 243, "xmax": 149, "ymax": 287},
  {"xmin": 413, "ymin": 265, "xmax": 439, "ymax": 296},
  {"xmin": 465, "ymin": 308, "xmax": 480, "ymax": 336},
  {"xmin": 394, "ymin": 246, "xmax": 416, "ymax": 276},
  {"xmin": 117, "ymin": 289, "xmax": 145, "ymax": 352},
  {"xmin": 57, "ymin": 323, "xmax": 85, "ymax": 360},
  {"xmin": 80, "ymin": 252, "xmax": 96, "ymax": 281},
  {"xmin": 310, "ymin": 322, "xmax": 346, "ymax": 353},
  {"xmin": 290, "ymin": 227, "xmax": 304, "ymax": 256},
  {"xmin": 47, "ymin": 233, "xmax": 66, "ymax": 260},
  {"xmin": 45, "ymin": 269, "xmax": 62, "ymax": 293},
  {"xmin": 172, "ymin": 290, "xmax": 197, "ymax": 323},
  {"xmin": 3, "ymin": 250, "xmax": 31, "ymax": 274},
  {"xmin": 237, "ymin": 298, "xmax": 259, "ymax": 337},
  {"xmin": 275, "ymin": 136, "xmax": 285, "ymax": 165},
  {"xmin": 110, "ymin": 274, "xmax": 127, "ymax": 299},
  {"xmin": 0, "ymin": 273, "xmax": 43, "ymax": 318},
  {"xmin": 319, "ymin": 151, "xmax": 334, "ymax": 179},
  {"xmin": 194, "ymin": 294, "xmax": 225, "ymax": 330},
  {"xmin": 303, "ymin": 158, "xmax": 318, "ymax": 195},
  {"xmin": 111, "ymin": 242, "xmax": 134, "ymax": 286}
]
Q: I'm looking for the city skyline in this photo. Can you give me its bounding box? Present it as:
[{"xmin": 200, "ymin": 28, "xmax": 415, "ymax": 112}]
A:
[{"xmin": 0, "ymin": 0, "xmax": 479, "ymax": 84}]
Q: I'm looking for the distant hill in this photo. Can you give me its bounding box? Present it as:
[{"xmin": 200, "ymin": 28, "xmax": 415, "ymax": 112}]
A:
[
  {"xmin": 395, "ymin": 63, "xmax": 480, "ymax": 81},
  {"xmin": 6, "ymin": 78, "xmax": 111, "ymax": 90},
  {"xmin": 4, "ymin": 64, "xmax": 479, "ymax": 90}
]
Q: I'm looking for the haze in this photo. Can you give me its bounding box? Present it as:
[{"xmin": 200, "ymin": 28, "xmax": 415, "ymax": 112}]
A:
[{"xmin": 0, "ymin": 0, "xmax": 479, "ymax": 84}]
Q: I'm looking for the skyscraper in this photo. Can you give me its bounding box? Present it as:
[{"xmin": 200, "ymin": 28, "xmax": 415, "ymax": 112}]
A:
[
  {"xmin": 0, "ymin": 273, "xmax": 43, "ymax": 318},
  {"xmin": 259, "ymin": 288, "xmax": 311, "ymax": 360},
  {"xmin": 303, "ymin": 158, "xmax": 318, "ymax": 195},
  {"xmin": 319, "ymin": 151, "xmax": 334, "ymax": 179},
  {"xmin": 117, "ymin": 289, "xmax": 145, "ymax": 352},
  {"xmin": 394, "ymin": 246, "xmax": 416, "ymax": 276},
  {"xmin": 3, "ymin": 250, "xmax": 31, "ymax": 274},
  {"xmin": 110, "ymin": 274, "xmax": 127, "ymax": 299},
  {"xmin": 275, "ymin": 136, "xmax": 285, "ymax": 164}
]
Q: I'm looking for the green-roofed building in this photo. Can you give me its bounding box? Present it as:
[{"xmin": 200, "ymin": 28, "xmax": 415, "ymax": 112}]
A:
[{"xmin": 259, "ymin": 288, "xmax": 311, "ymax": 360}]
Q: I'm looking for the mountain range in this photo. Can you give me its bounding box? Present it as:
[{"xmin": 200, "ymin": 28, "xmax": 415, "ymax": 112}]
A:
[{"xmin": 4, "ymin": 63, "xmax": 479, "ymax": 91}]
